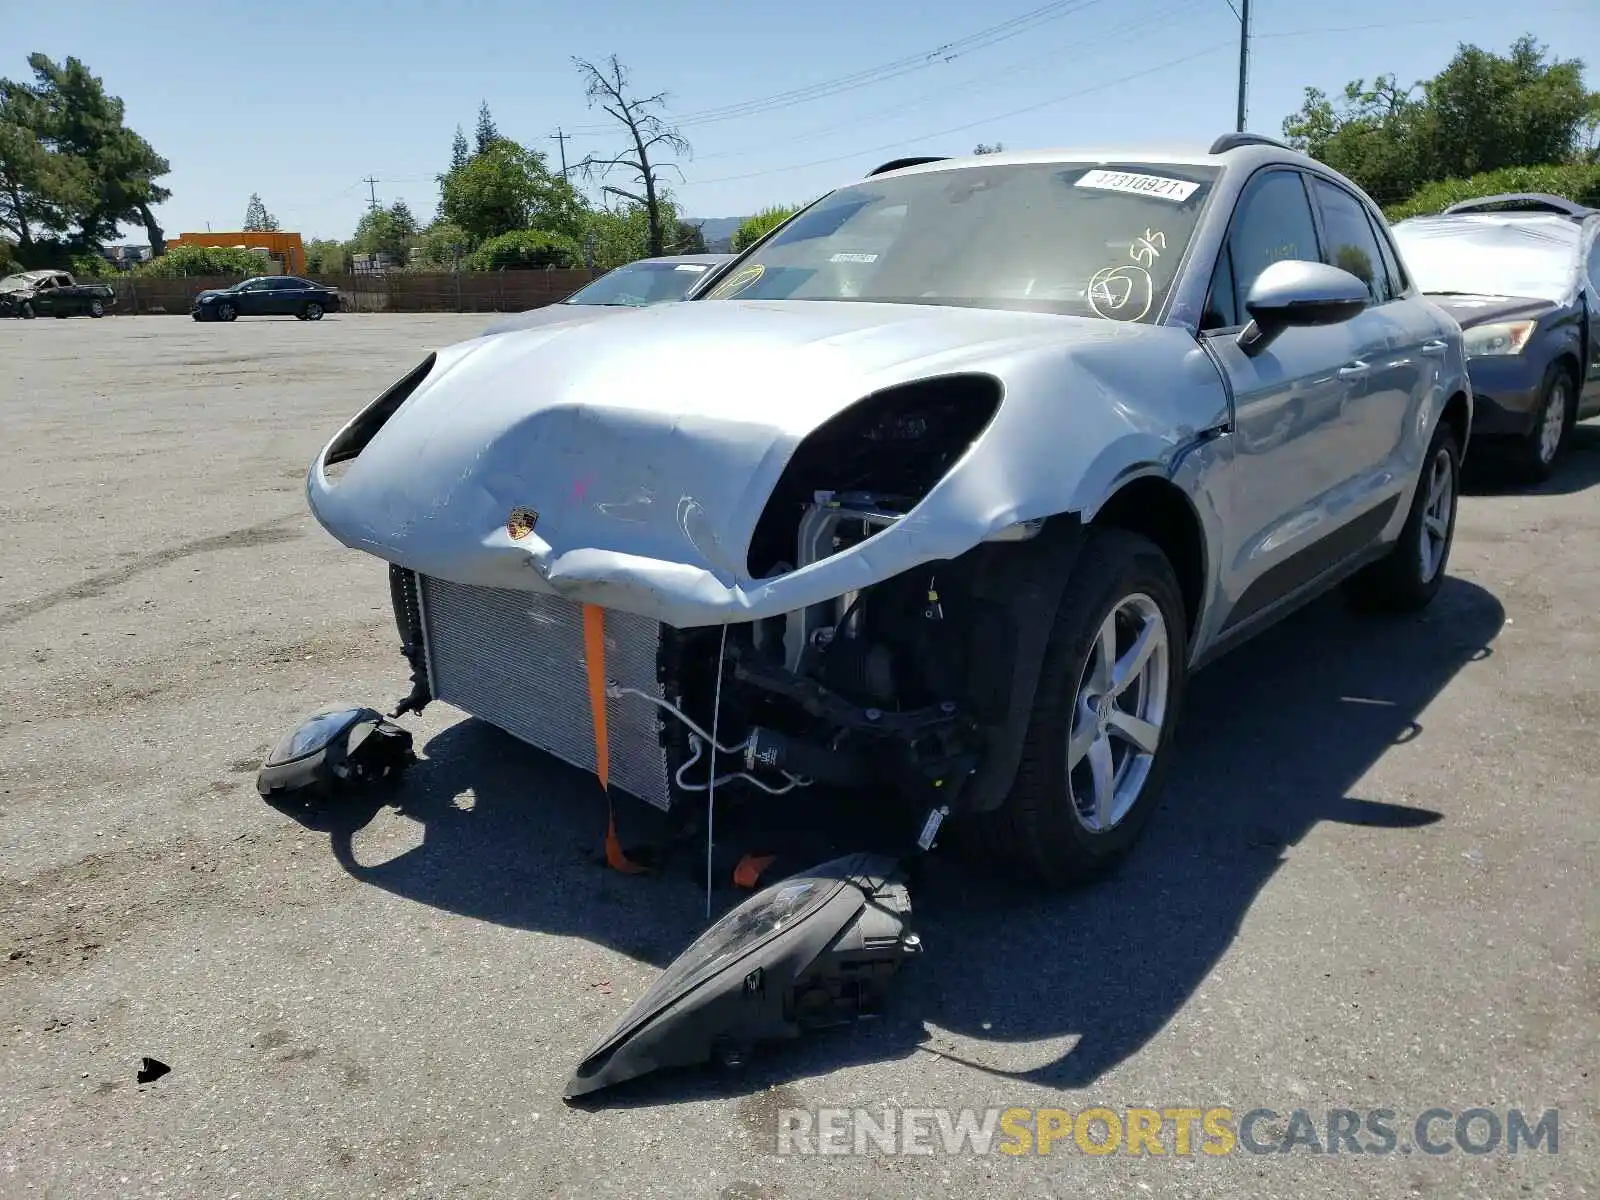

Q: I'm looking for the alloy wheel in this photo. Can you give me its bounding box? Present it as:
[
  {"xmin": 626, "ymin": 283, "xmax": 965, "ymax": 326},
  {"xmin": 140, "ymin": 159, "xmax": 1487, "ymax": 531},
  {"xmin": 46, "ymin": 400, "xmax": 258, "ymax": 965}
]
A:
[
  {"xmin": 1538, "ymin": 380, "xmax": 1567, "ymax": 465},
  {"xmin": 1066, "ymin": 592, "xmax": 1170, "ymax": 833},
  {"xmin": 1418, "ymin": 446, "xmax": 1454, "ymax": 583}
]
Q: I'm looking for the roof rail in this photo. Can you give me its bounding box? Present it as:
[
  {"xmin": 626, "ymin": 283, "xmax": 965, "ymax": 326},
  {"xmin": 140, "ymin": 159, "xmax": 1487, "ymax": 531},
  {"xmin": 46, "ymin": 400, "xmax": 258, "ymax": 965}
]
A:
[
  {"xmin": 867, "ymin": 156, "xmax": 949, "ymax": 177},
  {"xmin": 1209, "ymin": 132, "xmax": 1295, "ymax": 155},
  {"xmin": 1441, "ymin": 192, "xmax": 1595, "ymax": 219}
]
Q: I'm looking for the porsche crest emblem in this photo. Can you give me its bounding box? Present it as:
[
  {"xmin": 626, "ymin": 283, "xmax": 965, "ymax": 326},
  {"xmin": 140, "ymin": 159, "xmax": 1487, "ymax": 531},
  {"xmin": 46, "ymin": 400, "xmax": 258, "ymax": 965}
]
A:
[{"xmin": 506, "ymin": 507, "xmax": 540, "ymax": 541}]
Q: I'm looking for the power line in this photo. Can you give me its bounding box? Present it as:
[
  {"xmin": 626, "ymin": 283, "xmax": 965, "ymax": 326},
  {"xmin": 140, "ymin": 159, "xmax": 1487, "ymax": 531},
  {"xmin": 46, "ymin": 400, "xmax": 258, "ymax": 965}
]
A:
[
  {"xmin": 687, "ymin": 41, "xmax": 1236, "ymax": 187},
  {"xmin": 563, "ymin": 0, "xmax": 1109, "ymax": 135},
  {"xmin": 691, "ymin": 0, "xmax": 1203, "ymax": 165}
]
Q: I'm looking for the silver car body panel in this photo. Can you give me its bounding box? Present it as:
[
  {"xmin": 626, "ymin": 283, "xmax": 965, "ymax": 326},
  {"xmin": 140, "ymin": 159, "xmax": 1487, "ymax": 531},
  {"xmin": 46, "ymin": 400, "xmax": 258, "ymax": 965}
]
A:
[{"xmin": 308, "ymin": 142, "xmax": 1471, "ymax": 667}]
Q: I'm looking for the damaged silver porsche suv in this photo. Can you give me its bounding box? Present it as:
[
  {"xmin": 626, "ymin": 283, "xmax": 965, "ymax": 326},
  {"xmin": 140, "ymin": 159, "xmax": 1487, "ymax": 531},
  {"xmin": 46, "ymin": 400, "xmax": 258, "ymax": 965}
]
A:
[{"xmin": 303, "ymin": 133, "xmax": 1471, "ymax": 886}]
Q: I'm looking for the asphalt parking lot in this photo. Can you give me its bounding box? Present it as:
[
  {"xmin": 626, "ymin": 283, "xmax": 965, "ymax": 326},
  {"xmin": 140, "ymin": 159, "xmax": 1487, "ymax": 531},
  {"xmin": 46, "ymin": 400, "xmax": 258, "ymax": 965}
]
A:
[{"xmin": 1, "ymin": 313, "xmax": 1595, "ymax": 1198}]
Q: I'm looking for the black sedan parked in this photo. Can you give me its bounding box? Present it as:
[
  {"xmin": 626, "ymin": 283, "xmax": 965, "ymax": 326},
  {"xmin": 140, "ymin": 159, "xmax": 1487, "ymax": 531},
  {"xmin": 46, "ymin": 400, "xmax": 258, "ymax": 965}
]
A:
[
  {"xmin": 1391, "ymin": 193, "xmax": 1600, "ymax": 480},
  {"xmin": 192, "ymin": 276, "xmax": 341, "ymax": 322}
]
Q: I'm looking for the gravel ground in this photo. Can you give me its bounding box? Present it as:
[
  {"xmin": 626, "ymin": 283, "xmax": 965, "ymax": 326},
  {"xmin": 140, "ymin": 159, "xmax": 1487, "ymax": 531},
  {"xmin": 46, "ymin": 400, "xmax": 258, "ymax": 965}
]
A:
[{"xmin": 1, "ymin": 314, "xmax": 1595, "ymax": 1199}]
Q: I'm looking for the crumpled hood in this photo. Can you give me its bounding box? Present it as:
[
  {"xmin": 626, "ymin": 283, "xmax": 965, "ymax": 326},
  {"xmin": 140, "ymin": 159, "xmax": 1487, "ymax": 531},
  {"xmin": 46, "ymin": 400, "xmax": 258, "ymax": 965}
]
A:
[{"xmin": 309, "ymin": 299, "xmax": 1217, "ymax": 626}]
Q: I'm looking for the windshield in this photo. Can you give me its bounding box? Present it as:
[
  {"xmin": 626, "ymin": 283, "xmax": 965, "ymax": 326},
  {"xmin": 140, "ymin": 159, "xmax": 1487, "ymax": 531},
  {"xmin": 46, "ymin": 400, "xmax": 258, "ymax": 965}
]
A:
[
  {"xmin": 1392, "ymin": 216, "xmax": 1579, "ymax": 304},
  {"xmin": 701, "ymin": 161, "xmax": 1219, "ymax": 320},
  {"xmin": 566, "ymin": 260, "xmax": 717, "ymax": 307}
]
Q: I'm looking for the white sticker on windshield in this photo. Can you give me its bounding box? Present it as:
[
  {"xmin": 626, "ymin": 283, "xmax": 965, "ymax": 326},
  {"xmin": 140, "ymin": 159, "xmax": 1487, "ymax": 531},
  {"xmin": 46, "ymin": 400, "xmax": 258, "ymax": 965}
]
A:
[
  {"xmin": 830, "ymin": 252, "xmax": 878, "ymax": 263},
  {"xmin": 1076, "ymin": 169, "xmax": 1199, "ymax": 203},
  {"xmin": 673, "ymin": 263, "xmax": 709, "ymax": 272}
]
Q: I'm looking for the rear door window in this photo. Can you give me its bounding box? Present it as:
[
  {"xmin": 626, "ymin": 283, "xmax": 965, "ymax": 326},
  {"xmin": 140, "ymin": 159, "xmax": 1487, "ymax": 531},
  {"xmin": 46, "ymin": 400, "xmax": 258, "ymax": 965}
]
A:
[{"xmin": 1311, "ymin": 177, "xmax": 1389, "ymax": 304}]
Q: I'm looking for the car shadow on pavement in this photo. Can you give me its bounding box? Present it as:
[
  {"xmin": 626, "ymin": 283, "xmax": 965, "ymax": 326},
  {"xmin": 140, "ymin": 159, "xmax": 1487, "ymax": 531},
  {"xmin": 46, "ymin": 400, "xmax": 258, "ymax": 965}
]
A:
[
  {"xmin": 278, "ymin": 574, "xmax": 1503, "ymax": 1103},
  {"xmin": 1464, "ymin": 420, "xmax": 1600, "ymax": 496}
]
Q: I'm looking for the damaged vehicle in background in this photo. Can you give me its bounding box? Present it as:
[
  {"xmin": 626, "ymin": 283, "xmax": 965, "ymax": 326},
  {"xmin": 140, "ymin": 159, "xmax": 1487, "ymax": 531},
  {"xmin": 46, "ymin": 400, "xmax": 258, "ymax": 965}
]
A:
[
  {"xmin": 290, "ymin": 133, "xmax": 1472, "ymax": 1095},
  {"xmin": 478, "ymin": 252, "xmax": 735, "ymax": 336},
  {"xmin": 1390, "ymin": 193, "xmax": 1600, "ymax": 481},
  {"xmin": 0, "ymin": 269, "xmax": 116, "ymax": 318}
]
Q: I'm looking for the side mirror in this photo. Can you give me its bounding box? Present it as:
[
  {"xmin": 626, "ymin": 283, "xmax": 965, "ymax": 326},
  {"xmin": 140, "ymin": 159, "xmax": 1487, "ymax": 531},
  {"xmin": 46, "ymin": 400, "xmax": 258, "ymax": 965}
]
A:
[{"xmin": 1237, "ymin": 259, "xmax": 1370, "ymax": 355}]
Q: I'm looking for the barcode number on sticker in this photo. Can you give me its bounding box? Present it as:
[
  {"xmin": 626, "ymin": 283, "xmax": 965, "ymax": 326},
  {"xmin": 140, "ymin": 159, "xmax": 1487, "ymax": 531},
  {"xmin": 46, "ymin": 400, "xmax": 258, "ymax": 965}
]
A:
[{"xmin": 1076, "ymin": 170, "xmax": 1199, "ymax": 203}]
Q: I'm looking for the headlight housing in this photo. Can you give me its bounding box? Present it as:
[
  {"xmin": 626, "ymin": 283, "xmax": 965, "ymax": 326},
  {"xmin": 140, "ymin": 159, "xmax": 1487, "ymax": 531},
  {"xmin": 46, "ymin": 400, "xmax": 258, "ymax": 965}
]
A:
[
  {"xmin": 565, "ymin": 853, "xmax": 918, "ymax": 1099},
  {"xmin": 256, "ymin": 705, "xmax": 414, "ymax": 800},
  {"xmin": 1462, "ymin": 320, "xmax": 1536, "ymax": 358}
]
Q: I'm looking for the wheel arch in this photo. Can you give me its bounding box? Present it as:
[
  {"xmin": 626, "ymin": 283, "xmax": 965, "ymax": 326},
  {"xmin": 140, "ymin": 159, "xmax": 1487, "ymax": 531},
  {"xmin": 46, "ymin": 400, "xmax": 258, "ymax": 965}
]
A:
[
  {"xmin": 1084, "ymin": 475, "xmax": 1207, "ymax": 642},
  {"xmin": 1440, "ymin": 388, "xmax": 1471, "ymax": 458}
]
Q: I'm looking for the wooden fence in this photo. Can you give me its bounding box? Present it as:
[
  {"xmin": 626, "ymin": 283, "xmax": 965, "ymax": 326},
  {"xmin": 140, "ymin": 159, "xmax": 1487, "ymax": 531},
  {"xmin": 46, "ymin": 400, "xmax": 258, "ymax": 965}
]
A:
[{"xmin": 107, "ymin": 268, "xmax": 600, "ymax": 316}]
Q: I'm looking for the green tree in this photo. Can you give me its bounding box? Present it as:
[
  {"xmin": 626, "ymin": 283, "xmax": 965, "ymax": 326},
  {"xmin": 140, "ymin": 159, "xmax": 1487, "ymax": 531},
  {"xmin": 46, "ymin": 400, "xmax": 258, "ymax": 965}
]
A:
[
  {"xmin": 1282, "ymin": 76, "xmax": 1429, "ymax": 204},
  {"xmin": 1419, "ymin": 36, "xmax": 1593, "ymax": 178},
  {"xmin": 450, "ymin": 124, "xmax": 470, "ymax": 171},
  {"xmin": 573, "ymin": 56, "xmax": 690, "ymax": 258},
  {"xmin": 353, "ymin": 200, "xmax": 421, "ymax": 264},
  {"xmin": 303, "ymin": 237, "xmax": 347, "ymax": 274},
  {"xmin": 466, "ymin": 228, "xmax": 581, "ymax": 271},
  {"xmin": 732, "ymin": 205, "xmax": 800, "ymax": 252},
  {"xmin": 0, "ymin": 82, "xmax": 90, "ymax": 252},
  {"xmin": 413, "ymin": 220, "xmax": 469, "ymax": 268},
  {"xmin": 10, "ymin": 54, "xmax": 171, "ymax": 254},
  {"xmin": 134, "ymin": 244, "xmax": 264, "ymax": 277},
  {"xmin": 438, "ymin": 137, "xmax": 586, "ymax": 245},
  {"xmin": 1284, "ymin": 36, "xmax": 1598, "ymax": 206},
  {"xmin": 243, "ymin": 192, "xmax": 278, "ymax": 232},
  {"xmin": 474, "ymin": 101, "xmax": 499, "ymax": 156}
]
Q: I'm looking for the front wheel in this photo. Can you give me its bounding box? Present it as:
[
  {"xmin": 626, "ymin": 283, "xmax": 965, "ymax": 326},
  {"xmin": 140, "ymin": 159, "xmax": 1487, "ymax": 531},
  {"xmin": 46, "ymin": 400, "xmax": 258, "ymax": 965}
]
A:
[
  {"xmin": 1509, "ymin": 365, "xmax": 1574, "ymax": 483},
  {"xmin": 962, "ymin": 528, "xmax": 1188, "ymax": 886},
  {"xmin": 216, "ymin": 302, "xmax": 237, "ymax": 322},
  {"xmin": 19, "ymin": 301, "xmax": 35, "ymax": 319},
  {"xmin": 301, "ymin": 301, "xmax": 324, "ymax": 321},
  {"xmin": 89, "ymin": 299, "xmax": 105, "ymax": 318},
  {"xmin": 1344, "ymin": 424, "xmax": 1460, "ymax": 612}
]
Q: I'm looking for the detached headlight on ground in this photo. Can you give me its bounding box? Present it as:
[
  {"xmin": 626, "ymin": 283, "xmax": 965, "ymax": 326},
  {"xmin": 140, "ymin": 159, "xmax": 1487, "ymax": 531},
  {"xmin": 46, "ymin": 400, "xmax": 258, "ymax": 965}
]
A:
[
  {"xmin": 565, "ymin": 852, "xmax": 920, "ymax": 1099},
  {"xmin": 1462, "ymin": 320, "xmax": 1536, "ymax": 357},
  {"xmin": 256, "ymin": 705, "xmax": 413, "ymax": 801}
]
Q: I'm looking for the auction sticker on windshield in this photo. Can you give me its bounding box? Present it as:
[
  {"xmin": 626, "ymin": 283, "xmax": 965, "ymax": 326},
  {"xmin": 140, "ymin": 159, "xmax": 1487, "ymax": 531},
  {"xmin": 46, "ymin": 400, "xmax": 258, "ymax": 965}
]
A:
[{"xmin": 1075, "ymin": 169, "xmax": 1200, "ymax": 203}]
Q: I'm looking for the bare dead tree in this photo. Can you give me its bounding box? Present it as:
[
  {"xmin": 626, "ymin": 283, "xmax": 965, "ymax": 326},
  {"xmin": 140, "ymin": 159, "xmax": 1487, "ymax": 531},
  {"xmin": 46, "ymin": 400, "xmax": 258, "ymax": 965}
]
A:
[{"xmin": 572, "ymin": 55, "xmax": 690, "ymax": 257}]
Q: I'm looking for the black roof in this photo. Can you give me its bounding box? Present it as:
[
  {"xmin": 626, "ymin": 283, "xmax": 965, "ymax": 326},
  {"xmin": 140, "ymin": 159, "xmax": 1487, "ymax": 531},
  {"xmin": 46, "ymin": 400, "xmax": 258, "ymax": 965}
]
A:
[{"xmin": 866, "ymin": 156, "xmax": 950, "ymax": 177}]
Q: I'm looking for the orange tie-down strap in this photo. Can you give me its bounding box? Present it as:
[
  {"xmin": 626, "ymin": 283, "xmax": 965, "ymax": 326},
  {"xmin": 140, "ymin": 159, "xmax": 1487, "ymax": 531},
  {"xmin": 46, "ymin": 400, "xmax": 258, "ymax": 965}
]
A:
[
  {"xmin": 733, "ymin": 853, "xmax": 777, "ymax": 890},
  {"xmin": 582, "ymin": 603, "xmax": 645, "ymax": 874}
]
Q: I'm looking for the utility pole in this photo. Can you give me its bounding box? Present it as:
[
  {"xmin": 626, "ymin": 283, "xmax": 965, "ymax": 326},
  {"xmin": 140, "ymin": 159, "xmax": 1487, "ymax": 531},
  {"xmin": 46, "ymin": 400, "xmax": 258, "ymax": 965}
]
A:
[
  {"xmin": 1235, "ymin": 0, "xmax": 1251, "ymax": 133},
  {"xmin": 363, "ymin": 176, "xmax": 380, "ymax": 210},
  {"xmin": 552, "ymin": 128, "xmax": 570, "ymax": 180}
]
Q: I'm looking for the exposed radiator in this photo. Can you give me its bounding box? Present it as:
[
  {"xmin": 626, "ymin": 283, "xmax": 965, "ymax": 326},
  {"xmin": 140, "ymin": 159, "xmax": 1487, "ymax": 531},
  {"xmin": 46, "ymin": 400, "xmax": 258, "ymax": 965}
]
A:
[{"xmin": 417, "ymin": 576, "xmax": 674, "ymax": 810}]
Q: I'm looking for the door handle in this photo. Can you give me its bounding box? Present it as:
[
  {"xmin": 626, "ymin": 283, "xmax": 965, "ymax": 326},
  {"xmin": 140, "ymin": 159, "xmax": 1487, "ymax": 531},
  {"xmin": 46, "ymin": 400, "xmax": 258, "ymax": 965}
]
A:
[
  {"xmin": 1337, "ymin": 360, "xmax": 1369, "ymax": 378},
  {"xmin": 1420, "ymin": 339, "xmax": 1448, "ymax": 356}
]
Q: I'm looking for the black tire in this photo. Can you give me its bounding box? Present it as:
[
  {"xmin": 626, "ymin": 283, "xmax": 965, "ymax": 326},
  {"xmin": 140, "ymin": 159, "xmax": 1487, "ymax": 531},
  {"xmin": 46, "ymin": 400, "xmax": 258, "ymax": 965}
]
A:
[
  {"xmin": 1508, "ymin": 363, "xmax": 1575, "ymax": 483},
  {"xmin": 302, "ymin": 301, "xmax": 324, "ymax": 321},
  {"xmin": 1344, "ymin": 424, "xmax": 1460, "ymax": 613},
  {"xmin": 216, "ymin": 302, "xmax": 237, "ymax": 322},
  {"xmin": 89, "ymin": 299, "xmax": 105, "ymax": 318},
  {"xmin": 19, "ymin": 301, "xmax": 35, "ymax": 319},
  {"xmin": 961, "ymin": 528, "xmax": 1189, "ymax": 887}
]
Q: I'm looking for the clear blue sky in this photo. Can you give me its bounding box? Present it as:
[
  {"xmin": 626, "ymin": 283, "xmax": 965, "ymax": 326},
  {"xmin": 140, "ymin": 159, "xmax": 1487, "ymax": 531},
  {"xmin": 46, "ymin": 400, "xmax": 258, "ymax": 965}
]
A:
[{"xmin": 4, "ymin": 0, "xmax": 1595, "ymax": 241}]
